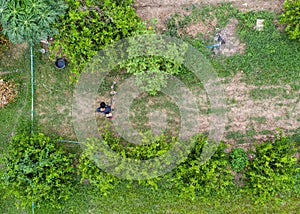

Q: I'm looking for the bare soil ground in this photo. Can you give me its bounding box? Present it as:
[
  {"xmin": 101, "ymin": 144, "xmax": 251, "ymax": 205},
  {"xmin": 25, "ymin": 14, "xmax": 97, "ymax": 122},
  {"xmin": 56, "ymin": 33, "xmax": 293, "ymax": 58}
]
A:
[
  {"xmin": 107, "ymin": 72, "xmax": 300, "ymax": 146},
  {"xmin": 135, "ymin": 0, "xmax": 284, "ymax": 30}
]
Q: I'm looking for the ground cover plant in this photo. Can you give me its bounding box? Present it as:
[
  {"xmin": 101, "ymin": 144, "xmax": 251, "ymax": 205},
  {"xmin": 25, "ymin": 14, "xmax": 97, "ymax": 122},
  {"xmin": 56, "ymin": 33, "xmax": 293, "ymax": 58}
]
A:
[{"xmin": 0, "ymin": 0, "xmax": 299, "ymax": 213}]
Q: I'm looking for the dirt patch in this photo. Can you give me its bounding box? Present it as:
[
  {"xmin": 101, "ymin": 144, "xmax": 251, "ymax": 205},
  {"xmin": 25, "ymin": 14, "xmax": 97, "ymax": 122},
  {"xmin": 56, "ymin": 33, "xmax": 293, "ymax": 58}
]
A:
[
  {"xmin": 222, "ymin": 72, "xmax": 300, "ymax": 144},
  {"xmin": 0, "ymin": 42, "xmax": 28, "ymax": 68},
  {"xmin": 181, "ymin": 17, "xmax": 218, "ymax": 37},
  {"xmin": 120, "ymin": 72, "xmax": 300, "ymax": 145},
  {"xmin": 219, "ymin": 18, "xmax": 246, "ymax": 56},
  {"xmin": 134, "ymin": 0, "xmax": 284, "ymax": 30}
]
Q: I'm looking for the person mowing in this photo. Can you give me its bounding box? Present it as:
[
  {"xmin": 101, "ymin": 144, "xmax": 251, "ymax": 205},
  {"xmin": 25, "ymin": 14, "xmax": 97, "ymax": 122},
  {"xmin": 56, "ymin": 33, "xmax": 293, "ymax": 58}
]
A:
[{"xmin": 96, "ymin": 101, "xmax": 113, "ymax": 118}]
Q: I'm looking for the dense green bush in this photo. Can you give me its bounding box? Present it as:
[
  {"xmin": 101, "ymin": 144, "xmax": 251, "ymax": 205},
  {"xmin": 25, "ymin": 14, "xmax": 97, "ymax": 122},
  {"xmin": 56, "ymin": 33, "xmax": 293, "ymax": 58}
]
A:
[
  {"xmin": 51, "ymin": 0, "xmax": 142, "ymax": 80},
  {"xmin": 78, "ymin": 130, "xmax": 175, "ymax": 191},
  {"xmin": 245, "ymin": 133, "xmax": 299, "ymax": 203},
  {"xmin": 168, "ymin": 135, "xmax": 234, "ymax": 200},
  {"xmin": 230, "ymin": 148, "xmax": 248, "ymax": 172},
  {"xmin": 118, "ymin": 32, "xmax": 188, "ymax": 95},
  {"xmin": 77, "ymin": 152, "xmax": 121, "ymax": 196},
  {"xmin": 0, "ymin": 0, "xmax": 67, "ymax": 44},
  {"xmin": 280, "ymin": 0, "xmax": 300, "ymax": 41},
  {"xmin": 0, "ymin": 132, "xmax": 75, "ymax": 208},
  {"xmin": 78, "ymin": 131, "xmax": 243, "ymax": 200}
]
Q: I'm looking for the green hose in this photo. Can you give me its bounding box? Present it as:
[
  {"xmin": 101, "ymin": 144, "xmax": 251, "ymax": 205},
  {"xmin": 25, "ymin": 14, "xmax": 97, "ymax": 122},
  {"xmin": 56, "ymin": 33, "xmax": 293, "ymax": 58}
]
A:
[
  {"xmin": 30, "ymin": 44, "xmax": 35, "ymax": 214},
  {"xmin": 30, "ymin": 45, "xmax": 34, "ymax": 135}
]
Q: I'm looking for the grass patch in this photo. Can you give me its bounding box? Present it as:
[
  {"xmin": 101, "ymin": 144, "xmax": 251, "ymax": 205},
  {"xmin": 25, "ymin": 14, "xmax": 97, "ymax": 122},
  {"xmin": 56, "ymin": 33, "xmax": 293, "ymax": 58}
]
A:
[
  {"xmin": 249, "ymin": 88, "xmax": 293, "ymax": 100},
  {"xmin": 0, "ymin": 45, "xmax": 31, "ymax": 147},
  {"xmin": 1, "ymin": 183, "xmax": 299, "ymax": 213},
  {"xmin": 250, "ymin": 116, "xmax": 267, "ymax": 124},
  {"xmin": 34, "ymin": 49, "xmax": 75, "ymax": 140}
]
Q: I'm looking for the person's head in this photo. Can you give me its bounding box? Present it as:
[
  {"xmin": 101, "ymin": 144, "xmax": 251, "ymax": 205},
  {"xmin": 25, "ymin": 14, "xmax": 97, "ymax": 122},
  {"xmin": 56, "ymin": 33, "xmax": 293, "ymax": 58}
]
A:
[{"xmin": 100, "ymin": 102, "xmax": 106, "ymax": 108}]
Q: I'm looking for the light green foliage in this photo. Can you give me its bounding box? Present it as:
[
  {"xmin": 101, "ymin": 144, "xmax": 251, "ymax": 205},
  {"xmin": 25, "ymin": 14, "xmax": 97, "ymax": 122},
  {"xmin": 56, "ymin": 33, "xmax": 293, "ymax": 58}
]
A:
[
  {"xmin": 230, "ymin": 148, "xmax": 248, "ymax": 172},
  {"xmin": 51, "ymin": 0, "xmax": 141, "ymax": 80},
  {"xmin": 0, "ymin": 0, "xmax": 67, "ymax": 44},
  {"xmin": 0, "ymin": 132, "xmax": 75, "ymax": 208},
  {"xmin": 119, "ymin": 32, "xmax": 188, "ymax": 95},
  {"xmin": 78, "ymin": 130, "xmax": 174, "ymax": 191},
  {"xmin": 77, "ymin": 152, "xmax": 121, "ymax": 196},
  {"xmin": 168, "ymin": 135, "xmax": 234, "ymax": 200},
  {"xmin": 280, "ymin": 0, "xmax": 300, "ymax": 41},
  {"xmin": 78, "ymin": 131, "xmax": 235, "ymax": 200},
  {"xmin": 245, "ymin": 133, "xmax": 299, "ymax": 203}
]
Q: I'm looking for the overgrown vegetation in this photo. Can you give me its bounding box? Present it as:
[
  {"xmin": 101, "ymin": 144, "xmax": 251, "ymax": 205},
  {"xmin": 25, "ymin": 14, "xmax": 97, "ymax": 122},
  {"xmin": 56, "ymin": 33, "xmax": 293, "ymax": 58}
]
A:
[
  {"xmin": 168, "ymin": 135, "xmax": 233, "ymax": 200},
  {"xmin": 245, "ymin": 132, "xmax": 299, "ymax": 203},
  {"xmin": 118, "ymin": 32, "xmax": 188, "ymax": 95},
  {"xmin": 280, "ymin": 0, "xmax": 300, "ymax": 41},
  {"xmin": 51, "ymin": 0, "xmax": 142, "ymax": 80},
  {"xmin": 0, "ymin": 132, "xmax": 75, "ymax": 208},
  {"xmin": 78, "ymin": 130, "xmax": 298, "ymax": 205}
]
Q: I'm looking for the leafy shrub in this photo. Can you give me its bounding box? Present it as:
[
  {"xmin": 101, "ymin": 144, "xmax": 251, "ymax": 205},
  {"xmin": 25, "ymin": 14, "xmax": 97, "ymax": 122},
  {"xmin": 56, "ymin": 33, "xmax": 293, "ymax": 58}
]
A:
[
  {"xmin": 0, "ymin": 132, "xmax": 75, "ymax": 208},
  {"xmin": 51, "ymin": 0, "xmax": 142, "ymax": 80},
  {"xmin": 244, "ymin": 133, "xmax": 299, "ymax": 203},
  {"xmin": 230, "ymin": 148, "xmax": 248, "ymax": 172},
  {"xmin": 280, "ymin": 0, "xmax": 300, "ymax": 41},
  {"xmin": 77, "ymin": 152, "xmax": 121, "ymax": 196},
  {"xmin": 78, "ymin": 130, "xmax": 174, "ymax": 191},
  {"xmin": 119, "ymin": 32, "xmax": 188, "ymax": 95},
  {"xmin": 0, "ymin": 0, "xmax": 67, "ymax": 44},
  {"xmin": 168, "ymin": 135, "xmax": 234, "ymax": 200}
]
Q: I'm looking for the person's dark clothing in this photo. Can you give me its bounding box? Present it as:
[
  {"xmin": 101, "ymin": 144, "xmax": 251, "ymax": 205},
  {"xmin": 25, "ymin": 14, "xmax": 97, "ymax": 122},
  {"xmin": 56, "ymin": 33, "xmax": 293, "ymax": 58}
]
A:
[{"xmin": 96, "ymin": 105, "xmax": 112, "ymax": 114}]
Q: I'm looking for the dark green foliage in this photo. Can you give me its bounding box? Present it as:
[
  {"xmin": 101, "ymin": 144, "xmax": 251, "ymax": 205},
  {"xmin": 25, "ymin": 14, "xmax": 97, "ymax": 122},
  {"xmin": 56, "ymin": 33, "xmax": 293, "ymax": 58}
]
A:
[
  {"xmin": 245, "ymin": 133, "xmax": 299, "ymax": 203},
  {"xmin": 280, "ymin": 0, "xmax": 300, "ymax": 41},
  {"xmin": 165, "ymin": 135, "xmax": 234, "ymax": 200},
  {"xmin": 0, "ymin": 0, "xmax": 67, "ymax": 45},
  {"xmin": 51, "ymin": 0, "xmax": 142, "ymax": 80},
  {"xmin": 230, "ymin": 148, "xmax": 248, "ymax": 172},
  {"xmin": 0, "ymin": 132, "xmax": 75, "ymax": 208}
]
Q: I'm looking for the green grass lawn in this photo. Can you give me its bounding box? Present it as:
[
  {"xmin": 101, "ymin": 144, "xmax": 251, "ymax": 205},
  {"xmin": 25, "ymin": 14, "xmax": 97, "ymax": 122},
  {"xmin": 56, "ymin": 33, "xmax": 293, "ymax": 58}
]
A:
[
  {"xmin": 0, "ymin": 44, "xmax": 31, "ymax": 148},
  {"xmin": 1, "ymin": 183, "xmax": 299, "ymax": 213}
]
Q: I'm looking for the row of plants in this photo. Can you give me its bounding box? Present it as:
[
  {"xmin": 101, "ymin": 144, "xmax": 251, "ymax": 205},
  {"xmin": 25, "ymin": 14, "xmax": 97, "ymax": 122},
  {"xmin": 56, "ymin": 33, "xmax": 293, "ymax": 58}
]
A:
[{"xmin": 1, "ymin": 127, "xmax": 298, "ymax": 209}]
